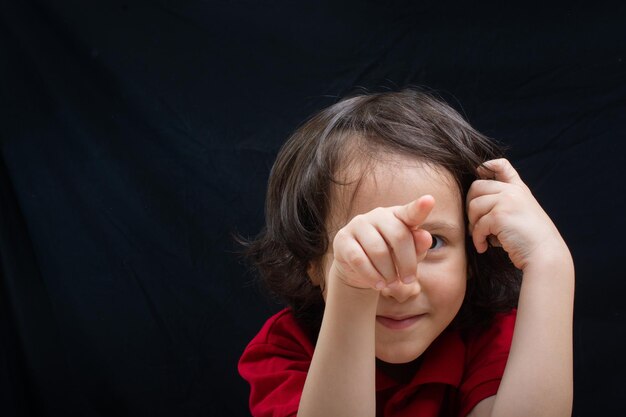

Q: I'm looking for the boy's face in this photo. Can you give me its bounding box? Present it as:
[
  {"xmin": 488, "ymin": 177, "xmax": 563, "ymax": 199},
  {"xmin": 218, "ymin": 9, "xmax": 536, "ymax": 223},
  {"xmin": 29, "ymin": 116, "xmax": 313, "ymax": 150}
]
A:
[{"xmin": 321, "ymin": 157, "xmax": 467, "ymax": 364}]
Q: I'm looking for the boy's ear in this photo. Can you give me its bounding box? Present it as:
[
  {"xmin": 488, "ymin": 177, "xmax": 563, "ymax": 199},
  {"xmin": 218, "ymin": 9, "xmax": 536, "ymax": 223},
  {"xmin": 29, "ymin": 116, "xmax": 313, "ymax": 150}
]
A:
[
  {"xmin": 307, "ymin": 262, "xmax": 327, "ymax": 295},
  {"xmin": 307, "ymin": 263, "xmax": 322, "ymax": 286}
]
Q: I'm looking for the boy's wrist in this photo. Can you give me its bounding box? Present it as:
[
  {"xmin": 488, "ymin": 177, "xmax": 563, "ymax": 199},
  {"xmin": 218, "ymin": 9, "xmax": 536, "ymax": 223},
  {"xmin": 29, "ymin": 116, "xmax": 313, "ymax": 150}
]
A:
[
  {"xmin": 521, "ymin": 241, "xmax": 575, "ymax": 286},
  {"xmin": 524, "ymin": 239, "xmax": 572, "ymax": 269},
  {"xmin": 326, "ymin": 271, "xmax": 380, "ymax": 306}
]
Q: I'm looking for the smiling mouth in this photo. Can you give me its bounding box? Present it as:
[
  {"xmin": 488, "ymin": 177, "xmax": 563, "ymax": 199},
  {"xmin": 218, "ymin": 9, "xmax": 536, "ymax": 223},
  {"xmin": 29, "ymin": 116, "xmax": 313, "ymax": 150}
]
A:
[{"xmin": 376, "ymin": 314, "xmax": 425, "ymax": 330}]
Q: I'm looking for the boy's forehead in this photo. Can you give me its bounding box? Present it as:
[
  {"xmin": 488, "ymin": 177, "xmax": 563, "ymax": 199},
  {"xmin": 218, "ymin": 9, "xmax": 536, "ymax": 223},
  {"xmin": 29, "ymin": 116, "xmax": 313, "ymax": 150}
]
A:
[
  {"xmin": 354, "ymin": 160, "xmax": 457, "ymax": 203},
  {"xmin": 328, "ymin": 156, "xmax": 461, "ymax": 229}
]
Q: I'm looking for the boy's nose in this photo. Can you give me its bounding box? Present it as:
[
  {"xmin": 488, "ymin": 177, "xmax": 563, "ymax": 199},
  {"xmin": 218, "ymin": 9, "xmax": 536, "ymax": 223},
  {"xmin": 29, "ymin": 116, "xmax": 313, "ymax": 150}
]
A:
[{"xmin": 381, "ymin": 276, "xmax": 421, "ymax": 303}]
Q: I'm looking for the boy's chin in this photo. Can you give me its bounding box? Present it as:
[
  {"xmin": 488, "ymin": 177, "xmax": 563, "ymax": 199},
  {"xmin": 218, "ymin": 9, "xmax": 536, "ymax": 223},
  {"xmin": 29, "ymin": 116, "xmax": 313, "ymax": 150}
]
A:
[{"xmin": 376, "ymin": 346, "xmax": 425, "ymax": 364}]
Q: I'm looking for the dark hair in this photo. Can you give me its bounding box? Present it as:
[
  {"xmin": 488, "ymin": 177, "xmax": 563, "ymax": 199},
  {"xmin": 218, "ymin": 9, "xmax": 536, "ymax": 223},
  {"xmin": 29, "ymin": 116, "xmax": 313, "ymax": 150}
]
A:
[{"xmin": 245, "ymin": 88, "xmax": 520, "ymax": 336}]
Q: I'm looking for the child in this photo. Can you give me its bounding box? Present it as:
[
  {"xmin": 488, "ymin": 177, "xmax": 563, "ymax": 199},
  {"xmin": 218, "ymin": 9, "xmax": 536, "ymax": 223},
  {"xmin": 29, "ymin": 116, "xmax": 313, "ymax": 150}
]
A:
[{"xmin": 238, "ymin": 89, "xmax": 574, "ymax": 417}]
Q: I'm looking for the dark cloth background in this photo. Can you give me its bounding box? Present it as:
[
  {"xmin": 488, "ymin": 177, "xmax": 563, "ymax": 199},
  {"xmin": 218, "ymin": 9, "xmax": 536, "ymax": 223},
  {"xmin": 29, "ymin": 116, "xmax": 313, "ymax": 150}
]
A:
[{"xmin": 1, "ymin": 1, "xmax": 625, "ymax": 416}]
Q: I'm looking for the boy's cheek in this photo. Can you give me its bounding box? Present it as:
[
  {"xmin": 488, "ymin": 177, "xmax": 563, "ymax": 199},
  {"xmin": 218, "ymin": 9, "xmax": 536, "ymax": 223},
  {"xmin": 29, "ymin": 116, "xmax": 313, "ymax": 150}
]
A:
[{"xmin": 420, "ymin": 257, "xmax": 468, "ymax": 294}]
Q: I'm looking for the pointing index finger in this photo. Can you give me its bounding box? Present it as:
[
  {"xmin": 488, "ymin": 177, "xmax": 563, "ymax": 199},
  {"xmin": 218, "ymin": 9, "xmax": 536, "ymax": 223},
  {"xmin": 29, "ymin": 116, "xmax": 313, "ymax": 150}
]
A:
[{"xmin": 393, "ymin": 195, "xmax": 435, "ymax": 230}]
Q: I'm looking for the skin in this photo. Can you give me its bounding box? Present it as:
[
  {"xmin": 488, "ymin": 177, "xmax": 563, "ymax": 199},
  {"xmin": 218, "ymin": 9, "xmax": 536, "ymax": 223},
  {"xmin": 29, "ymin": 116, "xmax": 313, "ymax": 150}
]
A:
[
  {"xmin": 322, "ymin": 160, "xmax": 468, "ymax": 364},
  {"xmin": 297, "ymin": 156, "xmax": 574, "ymax": 417}
]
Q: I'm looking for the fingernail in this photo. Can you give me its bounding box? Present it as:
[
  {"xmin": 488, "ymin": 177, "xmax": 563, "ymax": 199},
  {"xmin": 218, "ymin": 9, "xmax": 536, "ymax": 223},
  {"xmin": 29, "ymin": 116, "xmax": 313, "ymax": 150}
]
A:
[
  {"xmin": 402, "ymin": 275, "xmax": 416, "ymax": 284},
  {"xmin": 375, "ymin": 280, "xmax": 385, "ymax": 290}
]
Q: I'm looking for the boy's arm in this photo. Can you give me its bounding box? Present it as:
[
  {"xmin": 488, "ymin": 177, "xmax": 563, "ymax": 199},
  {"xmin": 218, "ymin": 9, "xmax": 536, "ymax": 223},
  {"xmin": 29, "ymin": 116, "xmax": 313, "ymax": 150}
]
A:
[
  {"xmin": 297, "ymin": 279, "xmax": 379, "ymax": 417},
  {"xmin": 466, "ymin": 159, "xmax": 574, "ymax": 417},
  {"xmin": 297, "ymin": 197, "xmax": 434, "ymax": 417}
]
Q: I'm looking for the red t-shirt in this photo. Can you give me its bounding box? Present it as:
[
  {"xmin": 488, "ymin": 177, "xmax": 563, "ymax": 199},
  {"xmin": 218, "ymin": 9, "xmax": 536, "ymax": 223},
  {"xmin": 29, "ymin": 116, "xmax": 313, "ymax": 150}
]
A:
[{"xmin": 239, "ymin": 308, "xmax": 516, "ymax": 417}]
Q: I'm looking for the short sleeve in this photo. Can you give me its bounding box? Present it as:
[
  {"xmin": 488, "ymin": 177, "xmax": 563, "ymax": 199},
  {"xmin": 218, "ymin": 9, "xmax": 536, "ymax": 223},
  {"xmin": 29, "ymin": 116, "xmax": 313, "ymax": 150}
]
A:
[
  {"xmin": 457, "ymin": 310, "xmax": 516, "ymax": 417},
  {"xmin": 238, "ymin": 309, "xmax": 315, "ymax": 417}
]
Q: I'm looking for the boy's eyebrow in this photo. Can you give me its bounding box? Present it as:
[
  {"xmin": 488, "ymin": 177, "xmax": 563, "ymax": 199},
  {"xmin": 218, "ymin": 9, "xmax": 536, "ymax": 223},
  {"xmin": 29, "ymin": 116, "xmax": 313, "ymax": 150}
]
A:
[{"xmin": 421, "ymin": 221, "xmax": 463, "ymax": 233}]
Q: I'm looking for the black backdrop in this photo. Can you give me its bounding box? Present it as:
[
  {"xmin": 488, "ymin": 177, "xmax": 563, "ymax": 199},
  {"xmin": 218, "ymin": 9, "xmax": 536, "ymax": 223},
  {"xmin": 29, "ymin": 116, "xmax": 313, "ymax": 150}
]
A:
[{"xmin": 1, "ymin": 1, "xmax": 625, "ymax": 416}]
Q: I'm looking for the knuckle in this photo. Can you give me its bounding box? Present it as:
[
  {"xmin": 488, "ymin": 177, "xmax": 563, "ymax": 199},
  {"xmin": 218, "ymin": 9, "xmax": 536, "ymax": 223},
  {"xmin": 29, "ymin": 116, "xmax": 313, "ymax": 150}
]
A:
[
  {"xmin": 467, "ymin": 183, "xmax": 479, "ymax": 197},
  {"xmin": 494, "ymin": 157, "xmax": 508, "ymax": 167},
  {"xmin": 371, "ymin": 207, "xmax": 386, "ymax": 216},
  {"xmin": 333, "ymin": 228, "xmax": 349, "ymax": 245},
  {"xmin": 351, "ymin": 214, "xmax": 366, "ymax": 226},
  {"xmin": 345, "ymin": 247, "xmax": 365, "ymax": 266},
  {"xmin": 467, "ymin": 198, "xmax": 479, "ymax": 213}
]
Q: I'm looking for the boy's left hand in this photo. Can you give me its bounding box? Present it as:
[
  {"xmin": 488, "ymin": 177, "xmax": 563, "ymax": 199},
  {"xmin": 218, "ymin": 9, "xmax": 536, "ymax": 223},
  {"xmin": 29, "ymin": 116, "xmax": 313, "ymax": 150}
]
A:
[{"xmin": 467, "ymin": 158, "xmax": 568, "ymax": 271}]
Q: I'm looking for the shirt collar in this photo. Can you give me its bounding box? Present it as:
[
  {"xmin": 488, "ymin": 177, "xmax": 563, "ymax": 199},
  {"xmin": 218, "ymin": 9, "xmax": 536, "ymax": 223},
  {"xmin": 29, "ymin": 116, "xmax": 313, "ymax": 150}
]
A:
[{"xmin": 376, "ymin": 328, "xmax": 466, "ymax": 391}]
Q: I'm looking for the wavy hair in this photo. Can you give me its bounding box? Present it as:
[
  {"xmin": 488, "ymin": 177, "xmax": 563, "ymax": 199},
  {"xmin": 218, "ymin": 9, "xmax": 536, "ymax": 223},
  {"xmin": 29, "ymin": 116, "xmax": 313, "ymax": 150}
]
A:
[{"xmin": 243, "ymin": 88, "xmax": 521, "ymax": 337}]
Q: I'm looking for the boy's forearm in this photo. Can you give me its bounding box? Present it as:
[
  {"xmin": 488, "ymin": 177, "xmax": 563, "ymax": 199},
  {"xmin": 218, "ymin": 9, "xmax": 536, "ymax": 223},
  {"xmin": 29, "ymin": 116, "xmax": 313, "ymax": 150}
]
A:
[
  {"xmin": 490, "ymin": 242, "xmax": 575, "ymax": 417},
  {"xmin": 297, "ymin": 277, "xmax": 379, "ymax": 417}
]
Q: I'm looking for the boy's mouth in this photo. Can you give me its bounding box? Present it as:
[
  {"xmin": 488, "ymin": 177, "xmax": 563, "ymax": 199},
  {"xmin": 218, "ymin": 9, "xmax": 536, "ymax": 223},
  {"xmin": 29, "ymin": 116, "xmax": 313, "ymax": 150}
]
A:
[{"xmin": 376, "ymin": 314, "xmax": 425, "ymax": 330}]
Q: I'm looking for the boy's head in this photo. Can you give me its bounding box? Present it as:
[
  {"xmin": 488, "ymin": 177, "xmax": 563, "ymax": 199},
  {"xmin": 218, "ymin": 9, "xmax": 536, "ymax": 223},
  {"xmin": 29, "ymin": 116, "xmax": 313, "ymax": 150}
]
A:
[{"xmin": 247, "ymin": 88, "xmax": 520, "ymax": 333}]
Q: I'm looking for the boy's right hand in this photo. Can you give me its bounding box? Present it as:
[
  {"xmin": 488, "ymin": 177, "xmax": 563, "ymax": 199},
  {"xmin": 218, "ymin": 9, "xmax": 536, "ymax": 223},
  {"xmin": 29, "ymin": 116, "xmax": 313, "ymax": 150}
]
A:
[{"xmin": 328, "ymin": 195, "xmax": 435, "ymax": 291}]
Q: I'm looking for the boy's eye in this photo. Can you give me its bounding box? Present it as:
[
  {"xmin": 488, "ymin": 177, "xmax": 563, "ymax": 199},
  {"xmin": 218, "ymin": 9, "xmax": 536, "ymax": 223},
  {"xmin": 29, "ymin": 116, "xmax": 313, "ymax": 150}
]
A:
[{"xmin": 429, "ymin": 235, "xmax": 444, "ymax": 250}]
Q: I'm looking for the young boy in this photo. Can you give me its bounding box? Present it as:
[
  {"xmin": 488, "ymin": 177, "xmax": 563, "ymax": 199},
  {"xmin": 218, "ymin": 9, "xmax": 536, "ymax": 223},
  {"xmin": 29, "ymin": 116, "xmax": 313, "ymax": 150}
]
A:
[{"xmin": 239, "ymin": 89, "xmax": 574, "ymax": 417}]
